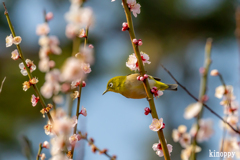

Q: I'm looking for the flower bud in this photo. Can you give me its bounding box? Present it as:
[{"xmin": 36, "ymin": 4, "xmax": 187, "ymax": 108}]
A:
[
  {"xmin": 132, "ymin": 39, "xmax": 138, "ymax": 45},
  {"xmin": 82, "ymin": 81, "xmax": 86, "ymax": 87},
  {"xmin": 140, "ymin": 76, "xmax": 144, "ymax": 81},
  {"xmin": 144, "ymin": 107, "xmax": 151, "ymax": 115},
  {"xmin": 42, "ymin": 141, "xmax": 49, "ymax": 149},
  {"xmin": 137, "ymin": 76, "xmax": 141, "ymax": 81},
  {"xmin": 138, "ymin": 39, "xmax": 143, "ymax": 46},
  {"xmin": 143, "ymin": 74, "xmax": 148, "ymax": 79},
  {"xmin": 46, "ymin": 12, "xmax": 54, "ymax": 21},
  {"xmin": 210, "ymin": 69, "xmax": 219, "ymax": 76}
]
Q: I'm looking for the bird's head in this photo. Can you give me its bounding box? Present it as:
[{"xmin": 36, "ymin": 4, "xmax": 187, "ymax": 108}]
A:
[{"xmin": 102, "ymin": 76, "xmax": 123, "ymax": 95}]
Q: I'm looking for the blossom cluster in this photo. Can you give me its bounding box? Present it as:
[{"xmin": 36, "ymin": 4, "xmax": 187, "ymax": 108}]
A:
[{"xmin": 112, "ymin": 0, "xmax": 141, "ymax": 18}]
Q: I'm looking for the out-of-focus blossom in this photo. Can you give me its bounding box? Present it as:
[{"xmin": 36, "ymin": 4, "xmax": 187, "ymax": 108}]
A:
[
  {"xmin": 53, "ymin": 95, "xmax": 64, "ymax": 105},
  {"xmin": 46, "ymin": 12, "xmax": 54, "ymax": 21},
  {"xmin": 89, "ymin": 44, "xmax": 94, "ymax": 48},
  {"xmin": 41, "ymin": 82, "xmax": 60, "ymax": 99},
  {"xmin": 69, "ymin": 134, "xmax": 81, "ymax": 145},
  {"xmin": 53, "ymin": 117, "xmax": 73, "ymax": 134},
  {"xmin": 80, "ymin": 106, "xmax": 87, "ymax": 116},
  {"xmin": 11, "ymin": 49, "xmax": 20, "ymax": 60},
  {"xmin": 71, "ymin": 91, "xmax": 79, "ymax": 99},
  {"xmin": 152, "ymin": 140, "xmax": 172, "ymax": 157},
  {"xmin": 172, "ymin": 125, "xmax": 187, "ymax": 142},
  {"xmin": 184, "ymin": 102, "xmax": 202, "ymax": 119},
  {"xmin": 127, "ymin": 0, "xmax": 141, "ymax": 17},
  {"xmin": 19, "ymin": 59, "xmax": 36, "ymax": 76},
  {"xmin": 6, "ymin": 34, "xmax": 13, "ymax": 47},
  {"xmin": 149, "ymin": 118, "xmax": 164, "ymax": 131},
  {"xmin": 31, "ymin": 94, "xmax": 39, "ymax": 107},
  {"xmin": 79, "ymin": 28, "xmax": 86, "ymax": 38},
  {"xmin": 61, "ymin": 57, "xmax": 85, "ymax": 82},
  {"xmin": 71, "ymin": 116, "xmax": 78, "ymax": 127},
  {"xmin": 36, "ymin": 23, "xmax": 50, "ymax": 35},
  {"xmin": 71, "ymin": 79, "xmax": 81, "ymax": 89},
  {"xmin": 181, "ymin": 145, "xmax": 201, "ymax": 160},
  {"xmin": 215, "ymin": 85, "xmax": 234, "ymax": 99},
  {"xmin": 65, "ymin": 23, "xmax": 79, "ymax": 39},
  {"xmin": 39, "ymin": 58, "xmax": 50, "ymax": 73},
  {"xmin": 126, "ymin": 52, "xmax": 150, "ymax": 71},
  {"xmin": 82, "ymin": 63, "xmax": 91, "ymax": 74},
  {"xmin": 210, "ymin": 69, "xmax": 219, "ymax": 76},
  {"xmin": 13, "ymin": 36, "xmax": 22, "ymax": 45},
  {"xmin": 190, "ymin": 119, "xmax": 214, "ymax": 142},
  {"xmin": 42, "ymin": 141, "xmax": 50, "ymax": 149},
  {"xmin": 75, "ymin": 46, "xmax": 94, "ymax": 65},
  {"xmin": 50, "ymin": 136, "xmax": 67, "ymax": 157},
  {"xmin": 40, "ymin": 153, "xmax": 46, "ymax": 160},
  {"xmin": 179, "ymin": 133, "xmax": 191, "ymax": 148}
]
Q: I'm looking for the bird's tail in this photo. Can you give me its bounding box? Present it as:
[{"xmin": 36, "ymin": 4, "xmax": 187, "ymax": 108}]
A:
[{"xmin": 166, "ymin": 84, "xmax": 178, "ymax": 91}]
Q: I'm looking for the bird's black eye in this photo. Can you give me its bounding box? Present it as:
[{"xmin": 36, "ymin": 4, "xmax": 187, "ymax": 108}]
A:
[{"xmin": 109, "ymin": 82, "xmax": 113, "ymax": 87}]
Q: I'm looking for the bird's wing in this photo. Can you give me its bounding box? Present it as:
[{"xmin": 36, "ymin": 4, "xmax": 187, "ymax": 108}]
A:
[{"xmin": 153, "ymin": 77, "xmax": 161, "ymax": 81}]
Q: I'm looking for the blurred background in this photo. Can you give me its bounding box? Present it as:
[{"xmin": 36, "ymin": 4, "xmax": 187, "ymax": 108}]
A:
[{"xmin": 0, "ymin": 0, "xmax": 239, "ymax": 159}]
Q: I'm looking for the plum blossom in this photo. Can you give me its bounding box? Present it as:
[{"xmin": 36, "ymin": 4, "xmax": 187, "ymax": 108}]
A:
[
  {"xmin": 149, "ymin": 118, "xmax": 164, "ymax": 131},
  {"xmin": 82, "ymin": 63, "xmax": 91, "ymax": 74},
  {"xmin": 71, "ymin": 91, "xmax": 79, "ymax": 99},
  {"xmin": 172, "ymin": 125, "xmax": 187, "ymax": 142},
  {"xmin": 184, "ymin": 102, "xmax": 202, "ymax": 119},
  {"xmin": 69, "ymin": 134, "xmax": 81, "ymax": 145},
  {"xmin": 42, "ymin": 141, "xmax": 50, "ymax": 149},
  {"xmin": 71, "ymin": 79, "xmax": 81, "ymax": 89},
  {"xmin": 6, "ymin": 34, "xmax": 13, "ymax": 47},
  {"xmin": 44, "ymin": 122, "xmax": 54, "ymax": 135},
  {"xmin": 215, "ymin": 85, "xmax": 234, "ymax": 99},
  {"xmin": 23, "ymin": 81, "xmax": 31, "ymax": 91},
  {"xmin": 210, "ymin": 69, "xmax": 219, "ymax": 76},
  {"xmin": 190, "ymin": 119, "xmax": 214, "ymax": 142},
  {"xmin": 31, "ymin": 94, "xmax": 39, "ymax": 107},
  {"xmin": 151, "ymin": 87, "xmax": 163, "ymax": 98},
  {"xmin": 80, "ymin": 106, "xmax": 87, "ymax": 116},
  {"xmin": 126, "ymin": 52, "xmax": 150, "ymax": 71},
  {"xmin": 19, "ymin": 59, "xmax": 36, "ymax": 76},
  {"xmin": 29, "ymin": 77, "xmax": 39, "ymax": 85},
  {"xmin": 179, "ymin": 133, "xmax": 191, "ymax": 148},
  {"xmin": 11, "ymin": 49, "xmax": 20, "ymax": 60},
  {"xmin": 61, "ymin": 57, "xmax": 85, "ymax": 82},
  {"xmin": 13, "ymin": 36, "xmax": 22, "ymax": 45},
  {"xmin": 127, "ymin": 0, "xmax": 141, "ymax": 17},
  {"xmin": 36, "ymin": 23, "xmax": 50, "ymax": 35},
  {"xmin": 181, "ymin": 145, "xmax": 201, "ymax": 160},
  {"xmin": 40, "ymin": 153, "xmax": 46, "ymax": 160},
  {"xmin": 152, "ymin": 140, "xmax": 173, "ymax": 157}
]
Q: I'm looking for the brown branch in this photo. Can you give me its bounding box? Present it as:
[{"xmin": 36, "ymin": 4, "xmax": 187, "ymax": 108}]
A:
[{"xmin": 160, "ymin": 64, "xmax": 240, "ymax": 134}]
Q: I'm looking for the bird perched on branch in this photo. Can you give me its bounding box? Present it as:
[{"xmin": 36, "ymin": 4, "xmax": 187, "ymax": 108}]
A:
[{"xmin": 103, "ymin": 73, "xmax": 178, "ymax": 99}]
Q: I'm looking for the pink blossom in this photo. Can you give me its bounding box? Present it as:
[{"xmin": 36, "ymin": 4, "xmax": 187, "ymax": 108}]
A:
[
  {"xmin": 19, "ymin": 59, "xmax": 36, "ymax": 76},
  {"xmin": 11, "ymin": 49, "xmax": 20, "ymax": 60},
  {"xmin": 126, "ymin": 52, "xmax": 150, "ymax": 71},
  {"xmin": 149, "ymin": 118, "xmax": 164, "ymax": 131},
  {"xmin": 36, "ymin": 23, "xmax": 50, "ymax": 35},
  {"xmin": 80, "ymin": 106, "xmax": 87, "ymax": 116},
  {"xmin": 31, "ymin": 94, "xmax": 39, "ymax": 107},
  {"xmin": 46, "ymin": 12, "xmax": 54, "ymax": 21},
  {"xmin": 82, "ymin": 63, "xmax": 91, "ymax": 74},
  {"xmin": 151, "ymin": 87, "xmax": 163, "ymax": 98},
  {"xmin": 144, "ymin": 107, "xmax": 151, "ymax": 115},
  {"xmin": 71, "ymin": 79, "xmax": 81, "ymax": 89},
  {"xmin": 89, "ymin": 44, "xmax": 94, "ymax": 48},
  {"xmin": 42, "ymin": 141, "xmax": 50, "ymax": 149},
  {"xmin": 152, "ymin": 140, "xmax": 173, "ymax": 157},
  {"xmin": 127, "ymin": 0, "xmax": 141, "ymax": 17},
  {"xmin": 69, "ymin": 134, "xmax": 81, "ymax": 145},
  {"xmin": 65, "ymin": 23, "xmax": 79, "ymax": 39}
]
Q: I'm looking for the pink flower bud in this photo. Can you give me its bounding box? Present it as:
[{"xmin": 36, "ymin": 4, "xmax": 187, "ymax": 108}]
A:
[
  {"xmin": 144, "ymin": 107, "xmax": 151, "ymax": 115},
  {"xmin": 151, "ymin": 89, "xmax": 155, "ymax": 93},
  {"xmin": 122, "ymin": 22, "xmax": 129, "ymax": 31},
  {"xmin": 42, "ymin": 141, "xmax": 49, "ymax": 149},
  {"xmin": 46, "ymin": 12, "xmax": 54, "ymax": 21},
  {"xmin": 143, "ymin": 74, "xmax": 148, "ymax": 79},
  {"xmin": 138, "ymin": 39, "xmax": 143, "ymax": 46},
  {"xmin": 199, "ymin": 67, "xmax": 205, "ymax": 74},
  {"xmin": 140, "ymin": 76, "xmax": 144, "ymax": 81},
  {"xmin": 88, "ymin": 44, "xmax": 94, "ymax": 49},
  {"xmin": 162, "ymin": 123, "xmax": 165, "ymax": 129},
  {"xmin": 137, "ymin": 76, "xmax": 141, "ymax": 81},
  {"xmin": 82, "ymin": 81, "xmax": 86, "ymax": 87},
  {"xmin": 132, "ymin": 39, "xmax": 138, "ymax": 45},
  {"xmin": 152, "ymin": 87, "xmax": 157, "ymax": 90},
  {"xmin": 76, "ymin": 134, "xmax": 81, "ymax": 141},
  {"xmin": 201, "ymin": 95, "xmax": 209, "ymax": 102}
]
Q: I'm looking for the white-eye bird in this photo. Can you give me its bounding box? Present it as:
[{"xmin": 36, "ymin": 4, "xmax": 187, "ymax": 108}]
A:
[{"xmin": 103, "ymin": 73, "xmax": 178, "ymax": 99}]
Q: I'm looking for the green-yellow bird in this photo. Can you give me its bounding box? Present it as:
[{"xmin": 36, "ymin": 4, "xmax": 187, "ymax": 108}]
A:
[{"xmin": 103, "ymin": 73, "xmax": 178, "ymax": 99}]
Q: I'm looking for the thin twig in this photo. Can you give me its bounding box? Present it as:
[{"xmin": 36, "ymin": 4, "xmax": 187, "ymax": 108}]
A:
[
  {"xmin": 121, "ymin": 1, "xmax": 171, "ymax": 159},
  {"xmin": 160, "ymin": 64, "xmax": 240, "ymax": 134},
  {"xmin": 36, "ymin": 143, "xmax": 42, "ymax": 160},
  {"xmin": 0, "ymin": 77, "xmax": 6, "ymax": 94}
]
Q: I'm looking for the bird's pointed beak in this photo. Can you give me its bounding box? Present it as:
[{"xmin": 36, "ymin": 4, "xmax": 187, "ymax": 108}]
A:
[{"xmin": 102, "ymin": 89, "xmax": 108, "ymax": 95}]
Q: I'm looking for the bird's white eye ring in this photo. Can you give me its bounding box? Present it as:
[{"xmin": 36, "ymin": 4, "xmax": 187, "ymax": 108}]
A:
[{"xmin": 109, "ymin": 82, "xmax": 113, "ymax": 87}]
